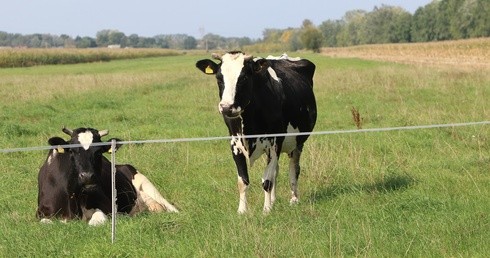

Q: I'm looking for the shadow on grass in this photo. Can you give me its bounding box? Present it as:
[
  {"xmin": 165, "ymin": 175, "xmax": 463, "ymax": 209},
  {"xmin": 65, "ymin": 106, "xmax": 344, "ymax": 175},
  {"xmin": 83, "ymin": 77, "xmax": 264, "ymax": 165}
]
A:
[{"xmin": 308, "ymin": 173, "xmax": 416, "ymax": 202}]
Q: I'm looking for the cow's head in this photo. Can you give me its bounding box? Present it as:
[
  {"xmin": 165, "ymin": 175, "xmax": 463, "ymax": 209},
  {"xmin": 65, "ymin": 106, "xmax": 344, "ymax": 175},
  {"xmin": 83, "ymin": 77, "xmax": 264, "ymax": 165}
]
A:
[
  {"xmin": 48, "ymin": 127, "xmax": 120, "ymax": 191},
  {"xmin": 196, "ymin": 51, "xmax": 270, "ymax": 118}
]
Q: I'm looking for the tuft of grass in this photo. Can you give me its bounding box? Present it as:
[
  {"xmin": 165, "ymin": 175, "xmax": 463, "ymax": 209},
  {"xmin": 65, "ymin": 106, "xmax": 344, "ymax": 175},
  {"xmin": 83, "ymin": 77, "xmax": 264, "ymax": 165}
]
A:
[{"xmin": 351, "ymin": 106, "xmax": 363, "ymax": 129}]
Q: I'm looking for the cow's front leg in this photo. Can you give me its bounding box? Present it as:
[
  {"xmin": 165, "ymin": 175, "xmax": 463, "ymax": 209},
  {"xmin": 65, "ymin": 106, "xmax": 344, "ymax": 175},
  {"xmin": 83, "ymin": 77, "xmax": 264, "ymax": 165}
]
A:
[
  {"xmin": 81, "ymin": 206, "xmax": 107, "ymax": 226},
  {"xmin": 233, "ymin": 150, "xmax": 249, "ymax": 214},
  {"xmin": 262, "ymin": 146, "xmax": 279, "ymax": 213},
  {"xmin": 288, "ymin": 149, "xmax": 301, "ymax": 204}
]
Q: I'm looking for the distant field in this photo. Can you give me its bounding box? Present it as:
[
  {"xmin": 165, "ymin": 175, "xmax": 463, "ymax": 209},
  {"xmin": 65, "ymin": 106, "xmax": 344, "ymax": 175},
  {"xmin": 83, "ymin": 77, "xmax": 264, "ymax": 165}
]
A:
[
  {"xmin": 322, "ymin": 38, "xmax": 490, "ymax": 69},
  {"xmin": 0, "ymin": 48, "xmax": 488, "ymax": 256},
  {"xmin": 0, "ymin": 48, "xmax": 181, "ymax": 68}
]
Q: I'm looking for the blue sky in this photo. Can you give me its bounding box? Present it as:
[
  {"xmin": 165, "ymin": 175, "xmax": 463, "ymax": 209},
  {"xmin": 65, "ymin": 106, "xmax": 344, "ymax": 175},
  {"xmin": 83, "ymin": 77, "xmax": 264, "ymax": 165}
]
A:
[{"xmin": 1, "ymin": 0, "xmax": 432, "ymax": 39}]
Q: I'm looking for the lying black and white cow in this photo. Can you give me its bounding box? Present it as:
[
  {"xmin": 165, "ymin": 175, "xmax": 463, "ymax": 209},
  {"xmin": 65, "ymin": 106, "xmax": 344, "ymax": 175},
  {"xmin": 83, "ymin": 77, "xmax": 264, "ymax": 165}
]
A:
[
  {"xmin": 36, "ymin": 127, "xmax": 178, "ymax": 225},
  {"xmin": 196, "ymin": 52, "xmax": 317, "ymax": 213}
]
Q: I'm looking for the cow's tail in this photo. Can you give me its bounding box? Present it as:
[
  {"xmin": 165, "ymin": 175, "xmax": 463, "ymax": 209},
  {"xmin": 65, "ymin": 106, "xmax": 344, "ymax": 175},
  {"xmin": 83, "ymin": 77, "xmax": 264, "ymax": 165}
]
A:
[{"xmin": 132, "ymin": 173, "xmax": 179, "ymax": 213}]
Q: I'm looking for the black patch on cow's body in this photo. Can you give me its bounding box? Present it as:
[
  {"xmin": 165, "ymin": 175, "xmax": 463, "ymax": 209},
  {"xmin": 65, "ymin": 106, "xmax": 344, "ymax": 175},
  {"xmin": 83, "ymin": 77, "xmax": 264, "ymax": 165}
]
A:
[{"xmin": 262, "ymin": 180, "xmax": 273, "ymax": 192}]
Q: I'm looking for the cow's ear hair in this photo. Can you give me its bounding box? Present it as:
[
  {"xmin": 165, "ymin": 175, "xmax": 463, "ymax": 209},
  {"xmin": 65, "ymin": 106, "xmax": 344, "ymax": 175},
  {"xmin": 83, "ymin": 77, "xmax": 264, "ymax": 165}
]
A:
[
  {"xmin": 253, "ymin": 58, "xmax": 269, "ymax": 73},
  {"xmin": 104, "ymin": 138, "xmax": 123, "ymax": 153},
  {"xmin": 48, "ymin": 137, "xmax": 69, "ymax": 153},
  {"xmin": 196, "ymin": 59, "xmax": 218, "ymax": 75}
]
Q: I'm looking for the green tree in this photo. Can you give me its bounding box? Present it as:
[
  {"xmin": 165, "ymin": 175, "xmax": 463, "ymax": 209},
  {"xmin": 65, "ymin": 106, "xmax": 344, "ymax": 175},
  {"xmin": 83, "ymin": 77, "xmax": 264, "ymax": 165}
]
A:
[
  {"xmin": 361, "ymin": 5, "xmax": 412, "ymax": 44},
  {"xmin": 411, "ymin": 3, "xmax": 438, "ymax": 42},
  {"xmin": 337, "ymin": 10, "xmax": 367, "ymax": 46},
  {"xmin": 96, "ymin": 30, "xmax": 110, "ymax": 46},
  {"xmin": 319, "ymin": 20, "xmax": 343, "ymax": 47},
  {"xmin": 108, "ymin": 31, "xmax": 127, "ymax": 46},
  {"xmin": 183, "ymin": 36, "xmax": 197, "ymax": 49},
  {"xmin": 127, "ymin": 34, "xmax": 140, "ymax": 47},
  {"xmin": 470, "ymin": 0, "xmax": 490, "ymax": 37},
  {"xmin": 300, "ymin": 19, "xmax": 324, "ymax": 52},
  {"xmin": 75, "ymin": 36, "xmax": 96, "ymax": 48},
  {"xmin": 262, "ymin": 28, "xmax": 283, "ymax": 43}
]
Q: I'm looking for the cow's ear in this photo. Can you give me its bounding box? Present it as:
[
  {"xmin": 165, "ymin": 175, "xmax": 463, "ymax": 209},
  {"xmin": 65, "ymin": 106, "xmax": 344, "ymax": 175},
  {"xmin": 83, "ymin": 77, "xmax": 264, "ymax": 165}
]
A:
[
  {"xmin": 104, "ymin": 138, "xmax": 123, "ymax": 153},
  {"xmin": 196, "ymin": 59, "xmax": 218, "ymax": 75},
  {"xmin": 48, "ymin": 137, "xmax": 68, "ymax": 153},
  {"xmin": 48, "ymin": 137, "xmax": 67, "ymax": 146},
  {"xmin": 253, "ymin": 58, "xmax": 270, "ymax": 73}
]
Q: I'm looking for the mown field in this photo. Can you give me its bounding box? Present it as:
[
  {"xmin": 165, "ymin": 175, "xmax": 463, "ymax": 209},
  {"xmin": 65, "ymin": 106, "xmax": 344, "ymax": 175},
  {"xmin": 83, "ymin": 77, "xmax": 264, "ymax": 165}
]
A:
[{"xmin": 0, "ymin": 45, "xmax": 489, "ymax": 257}]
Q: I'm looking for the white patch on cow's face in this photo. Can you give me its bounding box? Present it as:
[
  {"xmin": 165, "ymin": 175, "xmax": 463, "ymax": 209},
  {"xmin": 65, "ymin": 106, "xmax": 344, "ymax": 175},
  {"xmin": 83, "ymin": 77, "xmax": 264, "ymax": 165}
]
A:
[
  {"xmin": 77, "ymin": 131, "xmax": 94, "ymax": 150},
  {"xmin": 220, "ymin": 53, "xmax": 245, "ymax": 108}
]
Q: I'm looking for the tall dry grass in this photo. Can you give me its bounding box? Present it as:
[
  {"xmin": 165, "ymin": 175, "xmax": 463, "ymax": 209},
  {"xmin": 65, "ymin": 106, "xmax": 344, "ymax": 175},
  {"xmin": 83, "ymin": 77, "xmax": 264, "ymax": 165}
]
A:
[
  {"xmin": 322, "ymin": 38, "xmax": 490, "ymax": 69},
  {"xmin": 0, "ymin": 48, "xmax": 180, "ymax": 68}
]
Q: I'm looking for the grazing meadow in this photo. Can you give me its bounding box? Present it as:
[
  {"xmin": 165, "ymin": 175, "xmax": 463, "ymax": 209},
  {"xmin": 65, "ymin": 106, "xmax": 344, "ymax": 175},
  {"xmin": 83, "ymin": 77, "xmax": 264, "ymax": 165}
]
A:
[{"xmin": 0, "ymin": 45, "xmax": 489, "ymax": 256}]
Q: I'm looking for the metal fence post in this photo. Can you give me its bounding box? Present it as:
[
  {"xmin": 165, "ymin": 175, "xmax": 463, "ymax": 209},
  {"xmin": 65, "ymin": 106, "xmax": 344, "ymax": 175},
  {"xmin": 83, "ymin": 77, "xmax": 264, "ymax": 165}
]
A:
[{"xmin": 111, "ymin": 139, "xmax": 117, "ymax": 243}]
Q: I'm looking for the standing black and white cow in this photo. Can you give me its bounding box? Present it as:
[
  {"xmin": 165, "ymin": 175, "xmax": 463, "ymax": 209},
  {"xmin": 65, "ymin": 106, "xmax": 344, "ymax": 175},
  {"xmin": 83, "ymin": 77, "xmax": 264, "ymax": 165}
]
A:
[
  {"xmin": 196, "ymin": 52, "xmax": 317, "ymax": 213},
  {"xmin": 36, "ymin": 127, "xmax": 178, "ymax": 225}
]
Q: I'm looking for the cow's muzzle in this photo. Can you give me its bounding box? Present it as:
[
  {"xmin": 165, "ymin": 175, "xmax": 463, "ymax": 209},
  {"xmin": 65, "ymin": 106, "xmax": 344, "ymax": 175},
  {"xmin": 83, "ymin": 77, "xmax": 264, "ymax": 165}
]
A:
[
  {"xmin": 219, "ymin": 103, "xmax": 242, "ymax": 118},
  {"xmin": 79, "ymin": 172, "xmax": 96, "ymax": 187}
]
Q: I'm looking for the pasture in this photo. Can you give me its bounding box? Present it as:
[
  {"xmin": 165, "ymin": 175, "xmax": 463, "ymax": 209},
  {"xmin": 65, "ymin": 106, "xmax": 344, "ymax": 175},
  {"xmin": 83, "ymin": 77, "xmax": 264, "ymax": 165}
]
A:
[{"xmin": 0, "ymin": 48, "xmax": 489, "ymax": 256}]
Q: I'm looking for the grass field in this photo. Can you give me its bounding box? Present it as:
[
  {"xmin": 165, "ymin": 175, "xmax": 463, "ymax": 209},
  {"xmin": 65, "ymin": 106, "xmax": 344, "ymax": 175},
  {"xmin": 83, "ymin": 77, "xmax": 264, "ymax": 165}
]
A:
[{"xmin": 0, "ymin": 45, "xmax": 489, "ymax": 256}]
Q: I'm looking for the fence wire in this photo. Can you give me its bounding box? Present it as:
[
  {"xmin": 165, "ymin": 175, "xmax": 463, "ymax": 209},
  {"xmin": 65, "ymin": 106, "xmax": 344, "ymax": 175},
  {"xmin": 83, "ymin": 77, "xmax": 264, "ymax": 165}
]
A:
[
  {"xmin": 1, "ymin": 121, "xmax": 489, "ymax": 154},
  {"xmin": 3, "ymin": 120, "xmax": 489, "ymax": 243}
]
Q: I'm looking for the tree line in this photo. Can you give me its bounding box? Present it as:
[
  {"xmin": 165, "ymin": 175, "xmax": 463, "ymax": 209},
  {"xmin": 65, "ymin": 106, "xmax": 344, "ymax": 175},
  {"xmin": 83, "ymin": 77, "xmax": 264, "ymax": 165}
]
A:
[
  {"xmin": 316, "ymin": 0, "xmax": 489, "ymax": 48},
  {"xmin": 0, "ymin": 29, "xmax": 257, "ymax": 50},
  {"xmin": 0, "ymin": 0, "xmax": 488, "ymax": 51}
]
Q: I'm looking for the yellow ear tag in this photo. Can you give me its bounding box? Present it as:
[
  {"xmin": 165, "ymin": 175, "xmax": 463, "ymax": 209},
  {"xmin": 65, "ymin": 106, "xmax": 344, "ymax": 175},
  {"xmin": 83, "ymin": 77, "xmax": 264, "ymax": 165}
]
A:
[
  {"xmin": 108, "ymin": 147, "xmax": 113, "ymax": 154},
  {"xmin": 205, "ymin": 65, "xmax": 214, "ymax": 74},
  {"xmin": 57, "ymin": 146, "xmax": 65, "ymax": 153}
]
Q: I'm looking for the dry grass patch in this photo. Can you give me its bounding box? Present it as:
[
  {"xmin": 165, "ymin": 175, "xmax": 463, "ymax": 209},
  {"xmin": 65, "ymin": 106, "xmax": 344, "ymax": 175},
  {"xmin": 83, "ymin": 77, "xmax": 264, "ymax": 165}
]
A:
[{"xmin": 322, "ymin": 38, "xmax": 490, "ymax": 70}]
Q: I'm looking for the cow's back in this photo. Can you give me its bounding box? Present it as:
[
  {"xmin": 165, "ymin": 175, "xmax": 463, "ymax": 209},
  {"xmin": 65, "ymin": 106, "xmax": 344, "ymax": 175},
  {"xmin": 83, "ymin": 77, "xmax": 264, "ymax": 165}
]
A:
[
  {"xmin": 271, "ymin": 58, "xmax": 315, "ymax": 86},
  {"xmin": 269, "ymin": 58, "xmax": 317, "ymax": 133}
]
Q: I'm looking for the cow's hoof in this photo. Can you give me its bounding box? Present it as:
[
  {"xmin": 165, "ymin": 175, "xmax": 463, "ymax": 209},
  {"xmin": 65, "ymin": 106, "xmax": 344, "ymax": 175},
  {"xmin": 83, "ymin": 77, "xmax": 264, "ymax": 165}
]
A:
[
  {"xmin": 88, "ymin": 210, "xmax": 107, "ymax": 226},
  {"xmin": 262, "ymin": 206, "xmax": 272, "ymax": 214},
  {"xmin": 290, "ymin": 196, "xmax": 299, "ymax": 205},
  {"xmin": 147, "ymin": 202, "xmax": 165, "ymax": 212},
  {"xmin": 165, "ymin": 205, "xmax": 179, "ymax": 213},
  {"xmin": 40, "ymin": 218, "xmax": 53, "ymax": 224}
]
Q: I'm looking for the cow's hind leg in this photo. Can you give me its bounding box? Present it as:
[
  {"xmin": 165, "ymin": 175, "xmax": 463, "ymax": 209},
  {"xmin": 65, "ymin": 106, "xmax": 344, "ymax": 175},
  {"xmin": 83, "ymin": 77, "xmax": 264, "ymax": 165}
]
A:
[
  {"xmin": 288, "ymin": 149, "xmax": 301, "ymax": 204},
  {"xmin": 262, "ymin": 148, "xmax": 279, "ymax": 213},
  {"xmin": 132, "ymin": 173, "xmax": 179, "ymax": 213}
]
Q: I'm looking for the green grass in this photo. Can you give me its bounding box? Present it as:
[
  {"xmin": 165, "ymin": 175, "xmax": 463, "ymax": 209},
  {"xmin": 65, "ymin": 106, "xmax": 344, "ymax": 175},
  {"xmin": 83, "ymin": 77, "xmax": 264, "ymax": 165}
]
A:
[{"xmin": 0, "ymin": 52, "xmax": 489, "ymax": 257}]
